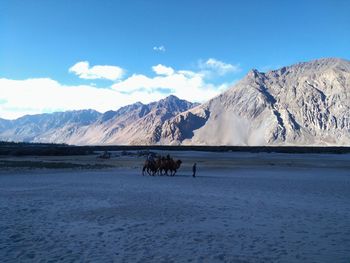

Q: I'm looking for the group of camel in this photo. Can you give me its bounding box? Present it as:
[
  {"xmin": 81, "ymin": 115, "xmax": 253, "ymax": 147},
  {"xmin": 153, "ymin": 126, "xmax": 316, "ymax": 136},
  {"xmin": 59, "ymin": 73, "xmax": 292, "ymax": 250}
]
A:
[{"xmin": 142, "ymin": 155, "xmax": 182, "ymax": 176}]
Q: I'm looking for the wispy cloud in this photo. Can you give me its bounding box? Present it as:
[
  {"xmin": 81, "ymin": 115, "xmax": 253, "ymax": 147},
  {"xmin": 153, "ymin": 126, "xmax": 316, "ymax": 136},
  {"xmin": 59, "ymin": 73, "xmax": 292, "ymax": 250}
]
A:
[
  {"xmin": 199, "ymin": 58, "xmax": 241, "ymax": 76},
  {"xmin": 153, "ymin": 45, "xmax": 166, "ymax": 52},
  {"xmin": 69, "ymin": 61, "xmax": 125, "ymax": 81}
]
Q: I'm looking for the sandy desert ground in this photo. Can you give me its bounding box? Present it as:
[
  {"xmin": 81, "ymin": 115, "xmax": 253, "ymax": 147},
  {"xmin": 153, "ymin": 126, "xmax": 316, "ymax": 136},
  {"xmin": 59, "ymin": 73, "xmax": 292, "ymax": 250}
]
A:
[{"xmin": 0, "ymin": 151, "xmax": 350, "ymax": 262}]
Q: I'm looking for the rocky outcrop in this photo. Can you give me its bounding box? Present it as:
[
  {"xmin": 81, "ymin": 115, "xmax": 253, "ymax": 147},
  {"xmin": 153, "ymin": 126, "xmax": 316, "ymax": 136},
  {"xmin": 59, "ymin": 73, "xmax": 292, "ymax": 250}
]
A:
[{"xmin": 160, "ymin": 58, "xmax": 350, "ymax": 145}]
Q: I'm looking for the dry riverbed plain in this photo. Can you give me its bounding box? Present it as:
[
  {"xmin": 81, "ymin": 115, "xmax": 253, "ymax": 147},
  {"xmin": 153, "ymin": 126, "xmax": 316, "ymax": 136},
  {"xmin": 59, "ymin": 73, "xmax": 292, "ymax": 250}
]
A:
[{"xmin": 1, "ymin": 151, "xmax": 350, "ymax": 262}]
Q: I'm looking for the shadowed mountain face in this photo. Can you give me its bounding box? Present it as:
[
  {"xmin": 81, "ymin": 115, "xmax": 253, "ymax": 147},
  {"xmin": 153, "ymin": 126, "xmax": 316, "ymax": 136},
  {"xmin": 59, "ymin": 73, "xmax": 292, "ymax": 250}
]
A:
[
  {"xmin": 0, "ymin": 96, "xmax": 198, "ymax": 145},
  {"xmin": 160, "ymin": 58, "xmax": 350, "ymax": 146},
  {"xmin": 1, "ymin": 58, "xmax": 349, "ymax": 145},
  {"xmin": 63, "ymin": 95, "xmax": 199, "ymax": 145}
]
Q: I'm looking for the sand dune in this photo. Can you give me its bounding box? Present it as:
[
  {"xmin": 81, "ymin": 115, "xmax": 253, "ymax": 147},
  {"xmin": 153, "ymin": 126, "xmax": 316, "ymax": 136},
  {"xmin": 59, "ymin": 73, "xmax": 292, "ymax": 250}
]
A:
[{"xmin": 1, "ymin": 152, "xmax": 350, "ymax": 262}]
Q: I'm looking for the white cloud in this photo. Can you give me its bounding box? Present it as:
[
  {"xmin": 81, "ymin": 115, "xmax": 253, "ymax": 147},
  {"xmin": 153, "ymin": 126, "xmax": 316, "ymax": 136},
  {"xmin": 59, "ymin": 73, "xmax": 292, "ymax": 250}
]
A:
[
  {"xmin": 112, "ymin": 67, "xmax": 219, "ymax": 103},
  {"xmin": 0, "ymin": 58, "xmax": 241, "ymax": 119},
  {"xmin": 200, "ymin": 58, "xmax": 241, "ymax": 76},
  {"xmin": 0, "ymin": 78, "xmax": 113, "ymax": 119},
  {"xmin": 69, "ymin": 61, "xmax": 125, "ymax": 81},
  {"xmin": 152, "ymin": 64, "xmax": 175, "ymax": 76},
  {"xmin": 0, "ymin": 77, "xmax": 177, "ymax": 119},
  {"xmin": 153, "ymin": 45, "xmax": 166, "ymax": 52},
  {"xmin": 0, "ymin": 74, "xmax": 219, "ymax": 120}
]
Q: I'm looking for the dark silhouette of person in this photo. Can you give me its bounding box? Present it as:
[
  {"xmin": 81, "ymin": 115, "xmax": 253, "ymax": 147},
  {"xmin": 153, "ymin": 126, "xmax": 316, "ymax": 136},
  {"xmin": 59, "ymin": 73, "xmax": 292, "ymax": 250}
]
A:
[
  {"xmin": 192, "ymin": 163, "xmax": 197, "ymax": 178},
  {"xmin": 147, "ymin": 153, "xmax": 154, "ymax": 164}
]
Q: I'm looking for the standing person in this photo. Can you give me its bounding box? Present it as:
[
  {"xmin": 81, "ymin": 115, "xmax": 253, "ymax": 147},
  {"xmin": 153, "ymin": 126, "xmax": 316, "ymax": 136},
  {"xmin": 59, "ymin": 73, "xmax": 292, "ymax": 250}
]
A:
[
  {"xmin": 147, "ymin": 153, "xmax": 154, "ymax": 164},
  {"xmin": 192, "ymin": 163, "xmax": 197, "ymax": 178}
]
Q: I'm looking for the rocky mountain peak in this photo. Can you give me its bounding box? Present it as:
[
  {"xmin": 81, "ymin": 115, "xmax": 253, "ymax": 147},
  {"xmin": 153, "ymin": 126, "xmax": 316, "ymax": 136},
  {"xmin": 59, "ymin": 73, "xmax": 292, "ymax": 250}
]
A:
[
  {"xmin": 247, "ymin": 68, "xmax": 262, "ymax": 77},
  {"xmin": 159, "ymin": 57, "xmax": 350, "ymax": 146},
  {"xmin": 1, "ymin": 58, "xmax": 349, "ymax": 145}
]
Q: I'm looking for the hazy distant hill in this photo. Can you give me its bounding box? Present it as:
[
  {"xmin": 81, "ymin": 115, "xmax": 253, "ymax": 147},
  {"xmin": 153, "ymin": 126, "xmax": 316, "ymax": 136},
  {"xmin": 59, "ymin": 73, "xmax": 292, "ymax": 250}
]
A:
[
  {"xmin": 0, "ymin": 110, "xmax": 101, "ymax": 142},
  {"xmin": 1, "ymin": 58, "xmax": 349, "ymax": 146},
  {"xmin": 0, "ymin": 118, "xmax": 11, "ymax": 130}
]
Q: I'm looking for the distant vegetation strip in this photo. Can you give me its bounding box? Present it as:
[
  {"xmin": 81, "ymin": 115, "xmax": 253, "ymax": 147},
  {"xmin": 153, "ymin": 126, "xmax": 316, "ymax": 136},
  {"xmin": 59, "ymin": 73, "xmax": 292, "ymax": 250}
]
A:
[
  {"xmin": 86, "ymin": 145, "xmax": 350, "ymax": 154},
  {"xmin": 0, "ymin": 141, "xmax": 93, "ymax": 156},
  {"xmin": 1, "ymin": 141, "xmax": 350, "ymax": 155},
  {"xmin": 0, "ymin": 160, "xmax": 112, "ymax": 169}
]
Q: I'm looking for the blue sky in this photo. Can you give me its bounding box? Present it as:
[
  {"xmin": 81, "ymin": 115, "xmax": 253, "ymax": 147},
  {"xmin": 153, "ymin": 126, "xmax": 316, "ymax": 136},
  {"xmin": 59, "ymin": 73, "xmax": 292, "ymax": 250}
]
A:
[{"xmin": 0, "ymin": 0, "xmax": 349, "ymax": 119}]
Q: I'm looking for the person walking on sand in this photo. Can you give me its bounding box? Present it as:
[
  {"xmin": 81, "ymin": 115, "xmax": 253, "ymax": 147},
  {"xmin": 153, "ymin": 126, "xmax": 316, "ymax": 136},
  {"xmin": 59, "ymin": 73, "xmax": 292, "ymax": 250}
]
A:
[{"xmin": 192, "ymin": 163, "xmax": 197, "ymax": 178}]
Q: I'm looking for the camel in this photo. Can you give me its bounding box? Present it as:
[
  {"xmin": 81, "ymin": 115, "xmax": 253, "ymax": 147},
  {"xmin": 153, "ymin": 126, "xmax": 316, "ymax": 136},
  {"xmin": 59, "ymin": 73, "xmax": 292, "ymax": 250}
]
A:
[
  {"xmin": 168, "ymin": 159, "xmax": 182, "ymax": 176},
  {"xmin": 142, "ymin": 160, "xmax": 157, "ymax": 176},
  {"xmin": 158, "ymin": 157, "xmax": 170, "ymax": 176},
  {"xmin": 141, "ymin": 156, "xmax": 182, "ymax": 176},
  {"xmin": 155, "ymin": 157, "xmax": 164, "ymax": 176}
]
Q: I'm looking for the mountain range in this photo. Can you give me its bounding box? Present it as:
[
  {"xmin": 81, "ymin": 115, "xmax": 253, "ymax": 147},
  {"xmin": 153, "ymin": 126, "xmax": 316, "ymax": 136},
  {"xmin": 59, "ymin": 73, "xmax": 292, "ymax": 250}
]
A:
[{"xmin": 1, "ymin": 58, "xmax": 349, "ymax": 146}]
